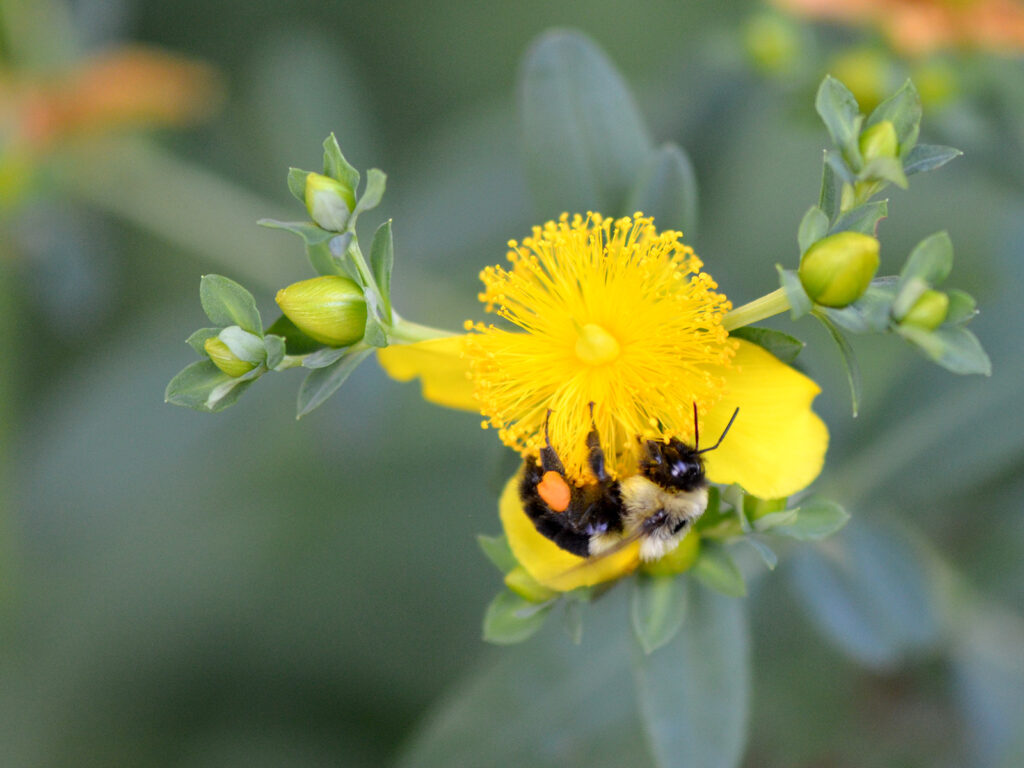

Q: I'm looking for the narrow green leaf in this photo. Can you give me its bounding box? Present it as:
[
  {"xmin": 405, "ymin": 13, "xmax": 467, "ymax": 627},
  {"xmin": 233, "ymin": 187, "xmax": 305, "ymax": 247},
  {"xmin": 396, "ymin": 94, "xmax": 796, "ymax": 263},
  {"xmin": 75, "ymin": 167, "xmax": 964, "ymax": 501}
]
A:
[
  {"xmin": 482, "ymin": 590, "xmax": 552, "ymax": 645},
  {"xmin": 903, "ymin": 144, "xmax": 962, "ymax": 176},
  {"xmin": 771, "ymin": 497, "xmax": 850, "ymax": 541},
  {"xmin": 693, "ymin": 542, "xmax": 746, "ymax": 598},
  {"xmin": 818, "ymin": 153, "xmax": 839, "ymax": 222},
  {"xmin": 287, "ymin": 167, "xmax": 314, "ymax": 203},
  {"xmin": 352, "ymin": 168, "xmax": 386, "ymax": 220},
  {"xmin": 369, "ymin": 220, "xmax": 395, "ymax": 323},
  {"xmin": 751, "ymin": 509, "xmax": 798, "ymax": 531},
  {"xmin": 205, "ymin": 372, "xmax": 259, "ymax": 412},
  {"xmin": 728, "ymin": 327, "xmax": 804, "ymax": 364},
  {"xmin": 865, "ymin": 79, "xmax": 922, "ymax": 153},
  {"xmin": 798, "ymin": 205, "xmax": 829, "ymax": 254},
  {"xmin": 631, "ymin": 573, "xmax": 688, "ymax": 655},
  {"xmin": 198, "ymin": 275, "xmax": 262, "ymax": 335},
  {"xmin": 165, "ymin": 359, "xmax": 257, "ymax": 412},
  {"xmin": 562, "ymin": 600, "xmax": 584, "ymax": 645},
  {"xmin": 786, "ymin": 520, "xmax": 941, "ymax": 669},
  {"xmin": 263, "ymin": 334, "xmax": 286, "ymax": 370},
  {"xmin": 625, "ymin": 142, "xmax": 699, "ymax": 236},
  {"xmin": 477, "ymin": 533, "xmax": 517, "ymax": 574},
  {"xmin": 816, "ymin": 76, "xmax": 861, "ymax": 158},
  {"xmin": 819, "ymin": 279, "xmax": 896, "ymax": 334},
  {"xmin": 185, "ymin": 327, "xmax": 220, "ymax": 356},
  {"xmin": 265, "ymin": 313, "xmax": 325, "ymax": 356},
  {"xmin": 633, "ymin": 581, "xmax": 749, "ymax": 768},
  {"xmin": 831, "ymin": 199, "xmax": 888, "ymax": 236},
  {"xmin": 744, "ymin": 536, "xmax": 778, "ymax": 571},
  {"xmin": 861, "ymin": 156, "xmax": 908, "ymax": 189},
  {"xmin": 776, "ymin": 265, "xmax": 813, "ymax": 319},
  {"xmin": 813, "ymin": 310, "xmax": 862, "ymax": 417},
  {"xmin": 898, "ymin": 325, "xmax": 992, "ymax": 376},
  {"xmin": 296, "ymin": 347, "xmax": 374, "ymax": 418},
  {"xmin": 301, "ymin": 346, "xmax": 348, "ymax": 369},
  {"xmin": 257, "ymin": 218, "xmax": 333, "ymax": 245},
  {"xmin": 824, "ymin": 149, "xmax": 855, "ymax": 184},
  {"xmin": 945, "ymin": 289, "xmax": 978, "ymax": 325},
  {"xmin": 898, "ymin": 231, "xmax": 954, "ymax": 289},
  {"xmin": 520, "ymin": 29, "xmax": 652, "ymax": 215},
  {"xmin": 322, "ymin": 132, "xmax": 360, "ymax": 192}
]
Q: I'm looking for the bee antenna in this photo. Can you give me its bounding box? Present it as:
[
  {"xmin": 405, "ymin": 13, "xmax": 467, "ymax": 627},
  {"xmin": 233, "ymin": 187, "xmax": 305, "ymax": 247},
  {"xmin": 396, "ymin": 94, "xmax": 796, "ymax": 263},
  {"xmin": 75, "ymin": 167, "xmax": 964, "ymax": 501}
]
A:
[
  {"xmin": 696, "ymin": 407, "xmax": 739, "ymax": 455},
  {"xmin": 544, "ymin": 408, "xmax": 554, "ymax": 450},
  {"xmin": 692, "ymin": 401, "xmax": 699, "ymax": 451}
]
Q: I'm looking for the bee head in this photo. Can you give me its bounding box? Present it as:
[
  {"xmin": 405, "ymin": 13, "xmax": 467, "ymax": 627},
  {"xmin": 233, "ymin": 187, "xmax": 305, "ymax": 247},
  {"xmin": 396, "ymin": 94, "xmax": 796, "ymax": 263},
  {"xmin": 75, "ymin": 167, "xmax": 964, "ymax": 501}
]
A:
[{"xmin": 640, "ymin": 438, "xmax": 706, "ymax": 492}]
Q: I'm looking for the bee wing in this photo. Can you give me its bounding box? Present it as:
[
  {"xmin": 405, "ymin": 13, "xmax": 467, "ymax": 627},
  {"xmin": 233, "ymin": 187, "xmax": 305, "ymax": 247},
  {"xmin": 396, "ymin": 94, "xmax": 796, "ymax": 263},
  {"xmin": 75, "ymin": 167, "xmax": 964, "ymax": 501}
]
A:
[{"xmin": 553, "ymin": 526, "xmax": 646, "ymax": 581}]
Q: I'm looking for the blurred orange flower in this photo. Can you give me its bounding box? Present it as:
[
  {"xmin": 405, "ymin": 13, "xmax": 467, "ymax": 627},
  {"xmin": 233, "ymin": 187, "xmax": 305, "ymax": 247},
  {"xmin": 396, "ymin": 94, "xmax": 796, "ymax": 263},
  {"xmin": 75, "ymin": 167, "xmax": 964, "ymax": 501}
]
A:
[{"xmin": 773, "ymin": 0, "xmax": 1024, "ymax": 55}]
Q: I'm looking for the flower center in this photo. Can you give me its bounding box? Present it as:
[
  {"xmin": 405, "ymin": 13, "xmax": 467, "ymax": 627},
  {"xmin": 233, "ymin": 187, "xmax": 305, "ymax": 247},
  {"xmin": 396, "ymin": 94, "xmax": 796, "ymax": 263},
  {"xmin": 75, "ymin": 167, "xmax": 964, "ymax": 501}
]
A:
[{"xmin": 575, "ymin": 323, "xmax": 620, "ymax": 365}]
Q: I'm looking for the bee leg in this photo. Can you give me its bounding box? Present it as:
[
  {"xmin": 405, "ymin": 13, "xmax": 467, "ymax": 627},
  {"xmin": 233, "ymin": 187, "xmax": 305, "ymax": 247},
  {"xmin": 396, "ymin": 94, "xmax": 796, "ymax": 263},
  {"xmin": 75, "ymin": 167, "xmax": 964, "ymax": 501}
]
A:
[
  {"xmin": 539, "ymin": 408, "xmax": 567, "ymax": 475},
  {"xmin": 586, "ymin": 402, "xmax": 610, "ymax": 483}
]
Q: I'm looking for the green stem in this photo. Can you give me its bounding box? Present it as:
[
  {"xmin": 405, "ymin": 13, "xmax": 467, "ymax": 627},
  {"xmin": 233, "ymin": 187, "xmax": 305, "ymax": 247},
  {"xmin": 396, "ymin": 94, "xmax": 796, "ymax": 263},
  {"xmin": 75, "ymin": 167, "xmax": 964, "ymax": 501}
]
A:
[
  {"xmin": 389, "ymin": 314, "xmax": 457, "ymax": 343},
  {"xmin": 722, "ymin": 288, "xmax": 791, "ymax": 331}
]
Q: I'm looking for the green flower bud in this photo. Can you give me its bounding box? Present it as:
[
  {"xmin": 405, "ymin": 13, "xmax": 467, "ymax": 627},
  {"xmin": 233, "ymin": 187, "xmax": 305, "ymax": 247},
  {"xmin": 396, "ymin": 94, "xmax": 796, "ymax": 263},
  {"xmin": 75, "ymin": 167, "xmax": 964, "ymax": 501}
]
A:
[
  {"xmin": 799, "ymin": 231, "xmax": 880, "ymax": 308},
  {"xmin": 900, "ymin": 289, "xmax": 949, "ymax": 331},
  {"xmin": 204, "ymin": 337, "xmax": 257, "ymax": 377},
  {"xmin": 859, "ymin": 121, "xmax": 899, "ymax": 162},
  {"xmin": 275, "ymin": 275, "xmax": 367, "ymax": 347},
  {"xmin": 504, "ymin": 565, "xmax": 557, "ymax": 603},
  {"xmin": 305, "ymin": 172, "xmax": 355, "ymax": 232}
]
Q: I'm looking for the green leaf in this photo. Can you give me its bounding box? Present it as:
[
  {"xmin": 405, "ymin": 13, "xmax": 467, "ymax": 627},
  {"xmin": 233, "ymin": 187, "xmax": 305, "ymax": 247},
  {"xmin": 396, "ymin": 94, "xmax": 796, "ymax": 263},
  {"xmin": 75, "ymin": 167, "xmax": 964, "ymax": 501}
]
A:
[
  {"xmin": 287, "ymin": 167, "xmax": 313, "ymax": 204},
  {"xmin": 482, "ymin": 590, "xmax": 553, "ymax": 645},
  {"xmin": 198, "ymin": 275, "xmax": 262, "ymax": 335},
  {"xmin": 165, "ymin": 359, "xmax": 256, "ymax": 413},
  {"xmin": 832, "ymin": 199, "xmax": 888, "ymax": 236},
  {"xmin": 217, "ymin": 325, "xmax": 266, "ymax": 364},
  {"xmin": 819, "ymin": 278, "xmax": 896, "ymax": 334},
  {"xmin": 625, "ymin": 142, "xmax": 699, "ymax": 236},
  {"xmin": 369, "ymin": 220, "xmax": 395, "ymax": 323},
  {"xmin": 813, "ymin": 310, "xmax": 862, "ymax": 417},
  {"xmin": 771, "ymin": 497, "xmax": 850, "ymax": 541},
  {"xmin": 776, "ymin": 265, "xmax": 812, "ymax": 319},
  {"xmin": 744, "ymin": 536, "xmax": 778, "ymax": 571},
  {"xmin": 630, "ymin": 573, "xmax": 688, "ymax": 655},
  {"xmin": 786, "ymin": 520, "xmax": 941, "ymax": 669},
  {"xmin": 322, "ymin": 132, "xmax": 360, "ymax": 193},
  {"xmin": 824, "ymin": 149, "xmax": 855, "ymax": 184},
  {"xmin": 865, "ymin": 79, "xmax": 922, "ymax": 153},
  {"xmin": 477, "ymin": 534, "xmax": 517, "ymax": 574},
  {"xmin": 520, "ymin": 29, "xmax": 652, "ymax": 216},
  {"xmin": 818, "ymin": 153, "xmax": 839, "ymax": 222},
  {"xmin": 632, "ymin": 581, "xmax": 749, "ymax": 768},
  {"xmin": 301, "ymin": 346, "xmax": 348, "ymax": 369},
  {"xmin": 352, "ymin": 168, "xmax": 386, "ymax": 221},
  {"xmin": 798, "ymin": 205, "xmax": 829, "ymax": 254},
  {"xmin": 728, "ymin": 327, "xmax": 804, "ymax": 364},
  {"xmin": 693, "ymin": 542, "xmax": 746, "ymax": 598},
  {"xmin": 263, "ymin": 334, "xmax": 286, "ymax": 370},
  {"xmin": 185, "ymin": 327, "xmax": 220, "ymax": 356},
  {"xmin": 265, "ymin": 313, "xmax": 325, "ymax": 356},
  {"xmin": 562, "ymin": 600, "xmax": 584, "ymax": 645},
  {"xmin": 816, "ymin": 76, "xmax": 861, "ymax": 159},
  {"xmin": 945, "ymin": 288, "xmax": 978, "ymax": 325},
  {"xmin": 751, "ymin": 509, "xmax": 798, "ymax": 531},
  {"xmin": 898, "ymin": 231, "xmax": 953, "ymax": 289},
  {"xmin": 898, "ymin": 325, "xmax": 992, "ymax": 376},
  {"xmin": 861, "ymin": 156, "xmax": 907, "ymax": 189},
  {"xmin": 296, "ymin": 347, "xmax": 374, "ymax": 418},
  {"xmin": 258, "ymin": 219, "xmax": 345, "ymax": 276},
  {"xmin": 902, "ymin": 144, "xmax": 962, "ymax": 176}
]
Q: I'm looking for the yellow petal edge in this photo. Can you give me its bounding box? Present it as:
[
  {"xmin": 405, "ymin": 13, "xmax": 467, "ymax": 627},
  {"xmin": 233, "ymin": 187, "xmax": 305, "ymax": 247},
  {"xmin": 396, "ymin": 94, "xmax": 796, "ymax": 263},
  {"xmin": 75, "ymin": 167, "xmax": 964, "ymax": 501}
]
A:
[{"xmin": 376, "ymin": 336, "xmax": 476, "ymax": 410}]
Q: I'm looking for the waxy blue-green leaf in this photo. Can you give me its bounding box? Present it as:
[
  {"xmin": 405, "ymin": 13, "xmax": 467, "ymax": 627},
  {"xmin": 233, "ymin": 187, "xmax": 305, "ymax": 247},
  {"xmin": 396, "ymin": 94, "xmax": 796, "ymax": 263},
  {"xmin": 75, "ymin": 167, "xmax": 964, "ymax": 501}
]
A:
[
  {"xmin": 819, "ymin": 278, "xmax": 896, "ymax": 334},
  {"xmin": 301, "ymin": 346, "xmax": 348, "ymax": 369},
  {"xmin": 898, "ymin": 325, "xmax": 992, "ymax": 376},
  {"xmin": 351, "ymin": 168, "xmax": 386, "ymax": 221},
  {"xmin": 482, "ymin": 590, "xmax": 553, "ymax": 645},
  {"xmin": 776, "ymin": 266, "xmax": 813, "ymax": 319},
  {"xmin": 633, "ymin": 582, "xmax": 750, "ymax": 768},
  {"xmin": 832, "ymin": 199, "xmax": 888, "ymax": 236},
  {"xmin": 865, "ymin": 79, "xmax": 922, "ymax": 154},
  {"xmin": 520, "ymin": 30, "xmax": 652, "ymax": 216},
  {"xmin": 798, "ymin": 205, "xmax": 829, "ymax": 254},
  {"xmin": 369, "ymin": 220, "xmax": 394, "ymax": 323},
  {"xmin": 258, "ymin": 219, "xmax": 345, "ymax": 277},
  {"xmin": 903, "ymin": 144, "xmax": 962, "ymax": 176},
  {"xmin": 945, "ymin": 289, "xmax": 978, "ymax": 325},
  {"xmin": 631, "ymin": 573, "xmax": 688, "ymax": 655},
  {"xmin": 861, "ymin": 156, "xmax": 908, "ymax": 189},
  {"xmin": 693, "ymin": 542, "xmax": 746, "ymax": 598},
  {"xmin": 165, "ymin": 359, "xmax": 257, "ymax": 413},
  {"xmin": 786, "ymin": 520, "xmax": 940, "ymax": 669},
  {"xmin": 562, "ymin": 600, "xmax": 584, "ymax": 645},
  {"xmin": 816, "ymin": 76, "xmax": 862, "ymax": 161},
  {"xmin": 287, "ymin": 167, "xmax": 314, "ymax": 204},
  {"xmin": 771, "ymin": 497, "xmax": 849, "ymax": 541},
  {"xmin": 185, "ymin": 327, "xmax": 221, "ymax": 356},
  {"xmin": 322, "ymin": 132, "xmax": 360, "ymax": 193},
  {"xmin": 819, "ymin": 153, "xmax": 840, "ymax": 221},
  {"xmin": 198, "ymin": 275, "xmax": 262, "ymax": 336},
  {"xmin": 728, "ymin": 327, "xmax": 804, "ymax": 365},
  {"xmin": 626, "ymin": 142, "xmax": 699, "ymax": 237},
  {"xmin": 477, "ymin": 534, "xmax": 517, "ymax": 575},
  {"xmin": 814, "ymin": 310, "xmax": 862, "ymax": 417},
  {"xmin": 296, "ymin": 347, "xmax": 373, "ymax": 418},
  {"xmin": 263, "ymin": 334, "xmax": 286, "ymax": 370},
  {"xmin": 898, "ymin": 231, "xmax": 953, "ymax": 290}
]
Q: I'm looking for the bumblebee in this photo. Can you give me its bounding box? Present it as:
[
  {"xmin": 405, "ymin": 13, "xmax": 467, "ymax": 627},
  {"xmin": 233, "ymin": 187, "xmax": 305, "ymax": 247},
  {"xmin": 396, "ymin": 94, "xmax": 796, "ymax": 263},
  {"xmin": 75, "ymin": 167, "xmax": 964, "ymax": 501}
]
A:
[{"xmin": 519, "ymin": 404, "xmax": 739, "ymax": 563}]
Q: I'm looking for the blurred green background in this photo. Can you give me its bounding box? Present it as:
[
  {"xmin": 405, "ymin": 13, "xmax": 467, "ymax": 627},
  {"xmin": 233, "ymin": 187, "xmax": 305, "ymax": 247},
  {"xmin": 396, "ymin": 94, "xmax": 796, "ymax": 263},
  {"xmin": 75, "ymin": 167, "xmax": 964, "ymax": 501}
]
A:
[{"xmin": 2, "ymin": 0, "xmax": 1022, "ymax": 766}]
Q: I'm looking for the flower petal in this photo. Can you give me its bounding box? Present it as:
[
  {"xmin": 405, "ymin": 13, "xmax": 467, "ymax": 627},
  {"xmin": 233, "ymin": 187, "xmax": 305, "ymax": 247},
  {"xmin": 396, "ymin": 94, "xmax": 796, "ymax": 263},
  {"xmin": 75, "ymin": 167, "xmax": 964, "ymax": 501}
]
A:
[
  {"xmin": 376, "ymin": 336, "xmax": 477, "ymax": 410},
  {"xmin": 700, "ymin": 339, "xmax": 829, "ymax": 499},
  {"xmin": 499, "ymin": 473, "xmax": 640, "ymax": 591}
]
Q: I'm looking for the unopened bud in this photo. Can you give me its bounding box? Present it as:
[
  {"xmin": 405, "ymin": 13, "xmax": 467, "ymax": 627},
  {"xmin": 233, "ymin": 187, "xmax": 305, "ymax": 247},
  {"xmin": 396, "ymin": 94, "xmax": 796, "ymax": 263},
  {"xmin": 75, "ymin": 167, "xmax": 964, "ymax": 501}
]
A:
[
  {"xmin": 859, "ymin": 121, "xmax": 899, "ymax": 162},
  {"xmin": 204, "ymin": 337, "xmax": 257, "ymax": 377},
  {"xmin": 305, "ymin": 172, "xmax": 355, "ymax": 231},
  {"xmin": 900, "ymin": 289, "xmax": 949, "ymax": 331},
  {"xmin": 799, "ymin": 231, "xmax": 880, "ymax": 308},
  {"xmin": 504, "ymin": 565, "xmax": 557, "ymax": 603},
  {"xmin": 275, "ymin": 275, "xmax": 367, "ymax": 347}
]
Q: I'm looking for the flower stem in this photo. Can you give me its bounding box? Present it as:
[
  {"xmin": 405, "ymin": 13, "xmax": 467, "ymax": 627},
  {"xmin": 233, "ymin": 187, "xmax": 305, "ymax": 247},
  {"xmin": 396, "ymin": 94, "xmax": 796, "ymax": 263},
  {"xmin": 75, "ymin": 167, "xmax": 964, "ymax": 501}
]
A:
[
  {"xmin": 723, "ymin": 288, "xmax": 792, "ymax": 331},
  {"xmin": 389, "ymin": 315, "xmax": 457, "ymax": 343}
]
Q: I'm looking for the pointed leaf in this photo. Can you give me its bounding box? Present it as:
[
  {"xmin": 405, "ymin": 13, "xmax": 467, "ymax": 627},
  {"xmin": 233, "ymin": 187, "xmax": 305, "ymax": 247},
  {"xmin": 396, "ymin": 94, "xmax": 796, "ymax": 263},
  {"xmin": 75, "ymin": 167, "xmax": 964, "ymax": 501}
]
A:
[
  {"xmin": 903, "ymin": 144, "xmax": 962, "ymax": 176},
  {"xmin": 199, "ymin": 275, "xmax": 262, "ymax": 335},
  {"xmin": 287, "ymin": 167, "xmax": 314, "ymax": 204},
  {"xmin": 477, "ymin": 533, "xmax": 517, "ymax": 574},
  {"xmin": 832, "ymin": 199, "xmax": 888, "ymax": 236},
  {"xmin": 322, "ymin": 132, "xmax": 360, "ymax": 192},
  {"xmin": 263, "ymin": 334, "xmax": 286, "ymax": 370},
  {"xmin": 816, "ymin": 76, "xmax": 861, "ymax": 158},
  {"xmin": 185, "ymin": 327, "xmax": 221, "ymax": 356},
  {"xmin": 898, "ymin": 231, "xmax": 953, "ymax": 289},
  {"xmin": 866, "ymin": 79, "xmax": 922, "ymax": 152},
  {"xmin": 728, "ymin": 327, "xmax": 804, "ymax": 364},
  {"xmin": 352, "ymin": 168, "xmax": 386, "ymax": 220},
  {"xmin": 898, "ymin": 325, "xmax": 992, "ymax": 376},
  {"xmin": 625, "ymin": 142, "xmax": 699, "ymax": 236},
  {"xmin": 520, "ymin": 30, "xmax": 652, "ymax": 216},
  {"xmin": 631, "ymin": 573, "xmax": 688, "ymax": 655},
  {"xmin": 813, "ymin": 310, "xmax": 862, "ymax": 417},
  {"xmin": 819, "ymin": 153, "xmax": 840, "ymax": 222},
  {"xmin": 482, "ymin": 590, "xmax": 553, "ymax": 645},
  {"xmin": 165, "ymin": 359, "xmax": 256, "ymax": 412},
  {"xmin": 296, "ymin": 347, "xmax": 374, "ymax": 417},
  {"xmin": 369, "ymin": 219, "xmax": 395, "ymax": 322},
  {"xmin": 945, "ymin": 289, "xmax": 977, "ymax": 325},
  {"xmin": 693, "ymin": 542, "xmax": 746, "ymax": 598},
  {"xmin": 798, "ymin": 205, "xmax": 829, "ymax": 254},
  {"xmin": 771, "ymin": 497, "xmax": 849, "ymax": 541},
  {"xmin": 776, "ymin": 265, "xmax": 812, "ymax": 319}
]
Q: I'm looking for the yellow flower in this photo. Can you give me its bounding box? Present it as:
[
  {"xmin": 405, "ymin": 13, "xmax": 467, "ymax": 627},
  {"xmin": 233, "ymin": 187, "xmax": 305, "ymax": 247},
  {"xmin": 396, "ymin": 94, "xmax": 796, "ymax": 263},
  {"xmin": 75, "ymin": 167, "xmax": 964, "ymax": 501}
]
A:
[{"xmin": 379, "ymin": 213, "xmax": 828, "ymax": 590}]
